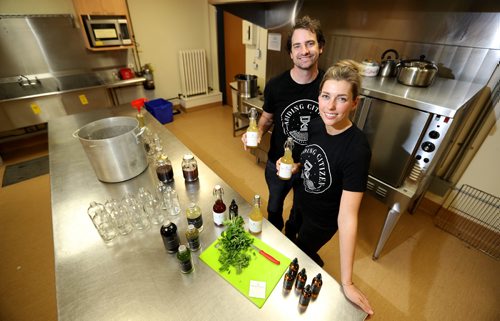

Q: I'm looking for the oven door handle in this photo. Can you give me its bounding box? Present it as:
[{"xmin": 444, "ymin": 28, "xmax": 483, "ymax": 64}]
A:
[{"xmin": 354, "ymin": 95, "xmax": 371, "ymax": 129}]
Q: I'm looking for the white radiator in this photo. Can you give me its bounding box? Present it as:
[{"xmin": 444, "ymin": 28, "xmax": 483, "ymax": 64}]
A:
[{"xmin": 179, "ymin": 49, "xmax": 209, "ymax": 97}]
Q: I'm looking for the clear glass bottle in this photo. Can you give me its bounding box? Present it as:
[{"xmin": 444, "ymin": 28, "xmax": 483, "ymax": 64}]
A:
[
  {"xmin": 186, "ymin": 202, "xmax": 203, "ymax": 232},
  {"xmin": 228, "ymin": 199, "xmax": 238, "ymax": 220},
  {"xmin": 185, "ymin": 224, "xmax": 201, "ymax": 251},
  {"xmin": 181, "ymin": 154, "xmax": 199, "ymax": 182},
  {"xmin": 212, "ymin": 185, "xmax": 227, "ymax": 226},
  {"xmin": 87, "ymin": 201, "xmax": 117, "ymax": 241},
  {"xmin": 245, "ymin": 107, "xmax": 259, "ymax": 148},
  {"xmin": 248, "ymin": 194, "xmax": 263, "ymax": 234},
  {"xmin": 155, "ymin": 153, "xmax": 174, "ymax": 184},
  {"xmin": 278, "ymin": 137, "xmax": 294, "ymax": 180},
  {"xmin": 122, "ymin": 194, "xmax": 150, "ymax": 230},
  {"xmin": 168, "ymin": 187, "xmax": 181, "ymax": 216},
  {"xmin": 105, "ymin": 199, "xmax": 133, "ymax": 236}
]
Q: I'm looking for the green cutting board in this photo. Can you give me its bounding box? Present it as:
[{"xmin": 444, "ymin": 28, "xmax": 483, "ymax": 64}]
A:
[{"xmin": 199, "ymin": 235, "xmax": 290, "ymax": 308}]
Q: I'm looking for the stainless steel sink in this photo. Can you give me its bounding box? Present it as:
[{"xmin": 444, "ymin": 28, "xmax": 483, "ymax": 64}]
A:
[
  {"xmin": 0, "ymin": 73, "xmax": 105, "ymax": 101},
  {"xmin": 55, "ymin": 73, "xmax": 104, "ymax": 91},
  {"xmin": 0, "ymin": 78, "xmax": 59, "ymax": 100}
]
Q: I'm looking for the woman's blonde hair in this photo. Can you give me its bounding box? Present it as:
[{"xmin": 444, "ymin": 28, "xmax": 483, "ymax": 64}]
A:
[{"xmin": 320, "ymin": 59, "xmax": 362, "ymax": 98}]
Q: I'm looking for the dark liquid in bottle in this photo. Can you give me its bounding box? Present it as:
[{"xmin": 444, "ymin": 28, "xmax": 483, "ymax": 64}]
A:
[
  {"xmin": 213, "ymin": 200, "xmax": 226, "ymax": 214},
  {"xmin": 156, "ymin": 164, "xmax": 174, "ymax": 183},
  {"xmin": 183, "ymin": 168, "xmax": 199, "ymax": 182}
]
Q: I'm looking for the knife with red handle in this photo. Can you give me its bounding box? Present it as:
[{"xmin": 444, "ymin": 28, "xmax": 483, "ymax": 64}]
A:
[{"xmin": 251, "ymin": 244, "xmax": 280, "ymax": 265}]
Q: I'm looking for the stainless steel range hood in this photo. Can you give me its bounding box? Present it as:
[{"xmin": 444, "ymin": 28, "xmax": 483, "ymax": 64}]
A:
[{"xmin": 209, "ymin": 0, "xmax": 302, "ymax": 29}]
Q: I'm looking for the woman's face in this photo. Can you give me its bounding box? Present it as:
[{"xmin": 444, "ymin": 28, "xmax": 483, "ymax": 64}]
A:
[{"xmin": 318, "ymin": 79, "xmax": 358, "ymax": 134}]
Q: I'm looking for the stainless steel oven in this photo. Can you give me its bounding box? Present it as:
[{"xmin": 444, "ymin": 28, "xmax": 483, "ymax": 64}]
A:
[{"xmin": 352, "ymin": 77, "xmax": 484, "ymax": 259}]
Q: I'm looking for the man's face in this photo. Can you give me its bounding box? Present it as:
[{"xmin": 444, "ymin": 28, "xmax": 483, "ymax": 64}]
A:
[{"xmin": 289, "ymin": 28, "xmax": 323, "ymax": 70}]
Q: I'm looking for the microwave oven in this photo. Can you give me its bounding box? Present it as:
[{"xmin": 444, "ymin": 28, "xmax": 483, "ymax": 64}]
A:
[{"xmin": 83, "ymin": 16, "xmax": 132, "ymax": 47}]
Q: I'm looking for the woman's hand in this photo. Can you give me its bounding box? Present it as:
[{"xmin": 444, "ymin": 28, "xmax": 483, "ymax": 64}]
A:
[
  {"xmin": 342, "ymin": 283, "xmax": 374, "ymax": 317},
  {"xmin": 241, "ymin": 133, "xmax": 248, "ymax": 151}
]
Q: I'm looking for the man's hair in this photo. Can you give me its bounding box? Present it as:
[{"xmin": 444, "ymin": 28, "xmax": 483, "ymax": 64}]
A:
[{"xmin": 286, "ymin": 16, "xmax": 325, "ymax": 54}]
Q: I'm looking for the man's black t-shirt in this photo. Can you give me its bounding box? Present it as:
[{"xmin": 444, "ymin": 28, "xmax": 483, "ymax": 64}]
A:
[
  {"xmin": 296, "ymin": 118, "xmax": 371, "ymax": 230},
  {"xmin": 263, "ymin": 69, "xmax": 325, "ymax": 163}
]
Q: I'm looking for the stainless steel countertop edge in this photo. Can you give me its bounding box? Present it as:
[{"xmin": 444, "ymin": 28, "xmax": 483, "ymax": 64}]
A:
[{"xmin": 0, "ymin": 77, "xmax": 146, "ymax": 103}]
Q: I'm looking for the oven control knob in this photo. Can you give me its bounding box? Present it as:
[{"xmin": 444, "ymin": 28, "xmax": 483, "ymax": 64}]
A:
[
  {"xmin": 421, "ymin": 141, "xmax": 435, "ymax": 152},
  {"xmin": 428, "ymin": 130, "xmax": 440, "ymax": 139}
]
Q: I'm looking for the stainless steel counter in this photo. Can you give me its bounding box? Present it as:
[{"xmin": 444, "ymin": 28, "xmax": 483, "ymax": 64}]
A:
[
  {"xmin": 48, "ymin": 107, "xmax": 367, "ymax": 321},
  {"xmin": 361, "ymin": 76, "xmax": 484, "ymax": 118}
]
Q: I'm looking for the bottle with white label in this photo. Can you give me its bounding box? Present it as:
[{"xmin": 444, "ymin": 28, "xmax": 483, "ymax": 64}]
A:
[
  {"xmin": 245, "ymin": 107, "xmax": 259, "ymax": 148},
  {"xmin": 212, "ymin": 185, "xmax": 227, "ymax": 226},
  {"xmin": 248, "ymin": 194, "xmax": 263, "ymax": 234},
  {"xmin": 278, "ymin": 137, "xmax": 294, "ymax": 180}
]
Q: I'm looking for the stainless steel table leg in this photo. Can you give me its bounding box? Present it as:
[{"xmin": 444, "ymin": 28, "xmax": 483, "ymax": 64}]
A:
[{"xmin": 372, "ymin": 202, "xmax": 404, "ymax": 260}]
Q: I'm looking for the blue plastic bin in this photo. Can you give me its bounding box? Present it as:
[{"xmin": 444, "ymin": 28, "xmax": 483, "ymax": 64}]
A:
[{"xmin": 145, "ymin": 98, "xmax": 173, "ymax": 124}]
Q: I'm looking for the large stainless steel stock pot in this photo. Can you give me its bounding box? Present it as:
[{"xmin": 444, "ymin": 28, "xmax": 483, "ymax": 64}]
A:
[{"xmin": 73, "ymin": 116, "xmax": 148, "ymax": 183}]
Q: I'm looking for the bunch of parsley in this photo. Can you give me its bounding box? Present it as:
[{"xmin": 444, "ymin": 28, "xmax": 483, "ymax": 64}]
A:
[{"xmin": 217, "ymin": 216, "xmax": 255, "ymax": 274}]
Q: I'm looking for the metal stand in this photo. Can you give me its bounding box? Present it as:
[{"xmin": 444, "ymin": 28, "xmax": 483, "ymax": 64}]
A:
[{"xmin": 232, "ymin": 112, "xmax": 249, "ymax": 137}]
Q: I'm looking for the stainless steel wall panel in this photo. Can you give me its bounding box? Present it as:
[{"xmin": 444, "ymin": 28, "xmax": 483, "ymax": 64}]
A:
[
  {"xmin": 60, "ymin": 88, "xmax": 112, "ymax": 115},
  {"xmin": 0, "ymin": 15, "xmax": 133, "ymax": 79},
  {"xmin": 258, "ymin": 1, "xmax": 499, "ymax": 86},
  {"xmin": 2, "ymin": 95, "xmax": 66, "ymax": 129}
]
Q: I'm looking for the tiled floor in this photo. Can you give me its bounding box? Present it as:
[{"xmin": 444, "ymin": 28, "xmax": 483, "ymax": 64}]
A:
[{"xmin": 0, "ymin": 105, "xmax": 498, "ymax": 321}]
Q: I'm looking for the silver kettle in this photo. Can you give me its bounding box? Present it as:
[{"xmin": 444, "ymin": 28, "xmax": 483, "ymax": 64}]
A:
[{"xmin": 379, "ymin": 49, "xmax": 399, "ymax": 77}]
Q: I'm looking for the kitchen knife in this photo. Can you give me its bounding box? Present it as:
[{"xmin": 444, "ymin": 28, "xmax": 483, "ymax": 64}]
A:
[{"xmin": 250, "ymin": 244, "xmax": 280, "ymax": 265}]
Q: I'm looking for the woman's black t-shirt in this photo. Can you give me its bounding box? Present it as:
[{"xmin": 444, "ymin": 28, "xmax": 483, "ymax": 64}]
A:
[{"xmin": 296, "ymin": 118, "xmax": 371, "ymax": 230}]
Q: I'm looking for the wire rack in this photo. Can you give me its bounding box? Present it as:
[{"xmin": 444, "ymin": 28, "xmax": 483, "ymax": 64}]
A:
[{"xmin": 434, "ymin": 184, "xmax": 500, "ymax": 259}]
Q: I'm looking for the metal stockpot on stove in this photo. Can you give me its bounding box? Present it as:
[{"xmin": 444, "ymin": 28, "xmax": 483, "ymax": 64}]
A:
[
  {"xmin": 73, "ymin": 116, "xmax": 148, "ymax": 183},
  {"xmin": 396, "ymin": 55, "xmax": 438, "ymax": 87}
]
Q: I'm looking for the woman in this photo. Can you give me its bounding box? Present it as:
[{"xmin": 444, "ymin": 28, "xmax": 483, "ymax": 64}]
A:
[{"xmin": 278, "ymin": 61, "xmax": 374, "ymax": 316}]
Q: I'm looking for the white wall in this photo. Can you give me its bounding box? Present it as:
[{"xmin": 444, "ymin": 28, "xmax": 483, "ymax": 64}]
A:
[
  {"xmin": 127, "ymin": 0, "xmax": 218, "ymax": 101},
  {"xmin": 244, "ymin": 23, "xmax": 267, "ymax": 92},
  {"xmin": 456, "ymin": 109, "xmax": 500, "ymax": 196}
]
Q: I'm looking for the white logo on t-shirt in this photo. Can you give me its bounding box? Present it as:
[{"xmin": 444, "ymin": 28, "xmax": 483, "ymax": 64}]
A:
[
  {"xmin": 301, "ymin": 144, "xmax": 332, "ymax": 194},
  {"xmin": 281, "ymin": 99, "xmax": 319, "ymax": 145}
]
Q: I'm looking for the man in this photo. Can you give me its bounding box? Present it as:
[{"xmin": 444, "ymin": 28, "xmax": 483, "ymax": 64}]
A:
[{"xmin": 242, "ymin": 16, "xmax": 325, "ymax": 236}]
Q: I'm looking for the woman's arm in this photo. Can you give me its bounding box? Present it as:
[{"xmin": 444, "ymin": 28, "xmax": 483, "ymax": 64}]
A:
[{"xmin": 338, "ymin": 190, "xmax": 374, "ymax": 316}]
